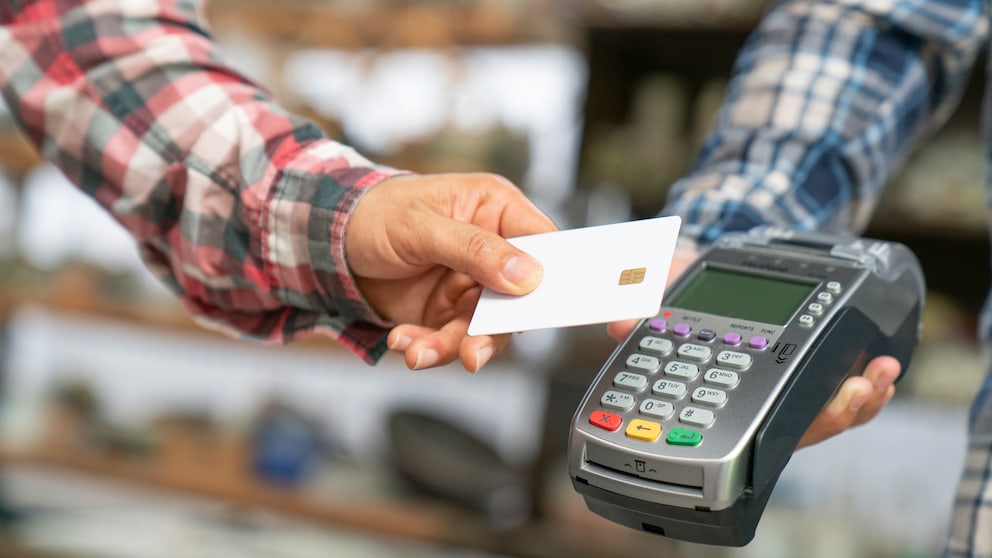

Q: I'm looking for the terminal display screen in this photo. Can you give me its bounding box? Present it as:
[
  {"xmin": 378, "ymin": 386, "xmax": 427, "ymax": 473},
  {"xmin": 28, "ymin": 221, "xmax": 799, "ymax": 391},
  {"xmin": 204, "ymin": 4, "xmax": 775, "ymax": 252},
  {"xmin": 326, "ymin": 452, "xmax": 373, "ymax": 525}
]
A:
[{"xmin": 666, "ymin": 267, "xmax": 817, "ymax": 325}]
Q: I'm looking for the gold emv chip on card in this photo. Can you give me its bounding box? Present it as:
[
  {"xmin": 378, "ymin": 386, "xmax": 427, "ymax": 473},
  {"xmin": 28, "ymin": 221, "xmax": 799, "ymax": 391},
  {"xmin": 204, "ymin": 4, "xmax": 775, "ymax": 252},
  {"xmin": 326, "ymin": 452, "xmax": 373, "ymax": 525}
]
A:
[{"xmin": 619, "ymin": 267, "xmax": 647, "ymax": 286}]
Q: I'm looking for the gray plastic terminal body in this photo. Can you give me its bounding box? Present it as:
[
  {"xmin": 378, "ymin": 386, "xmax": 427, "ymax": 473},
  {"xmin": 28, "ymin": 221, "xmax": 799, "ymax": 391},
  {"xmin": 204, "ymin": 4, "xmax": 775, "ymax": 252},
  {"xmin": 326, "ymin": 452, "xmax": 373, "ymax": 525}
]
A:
[{"xmin": 567, "ymin": 227, "xmax": 925, "ymax": 546}]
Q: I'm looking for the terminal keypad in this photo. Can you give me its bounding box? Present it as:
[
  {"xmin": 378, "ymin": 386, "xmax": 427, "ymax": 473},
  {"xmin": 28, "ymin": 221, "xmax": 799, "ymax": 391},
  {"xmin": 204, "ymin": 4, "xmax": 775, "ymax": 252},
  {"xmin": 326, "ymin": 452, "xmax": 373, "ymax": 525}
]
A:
[{"xmin": 590, "ymin": 321, "xmax": 763, "ymax": 447}]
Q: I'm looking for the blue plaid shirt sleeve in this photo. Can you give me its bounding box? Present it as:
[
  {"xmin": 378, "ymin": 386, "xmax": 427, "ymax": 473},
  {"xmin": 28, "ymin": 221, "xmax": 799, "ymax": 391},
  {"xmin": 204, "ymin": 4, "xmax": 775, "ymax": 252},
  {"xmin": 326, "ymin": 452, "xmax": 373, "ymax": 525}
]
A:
[
  {"xmin": 663, "ymin": 0, "xmax": 987, "ymax": 247},
  {"xmin": 661, "ymin": 1, "xmax": 992, "ymax": 556}
]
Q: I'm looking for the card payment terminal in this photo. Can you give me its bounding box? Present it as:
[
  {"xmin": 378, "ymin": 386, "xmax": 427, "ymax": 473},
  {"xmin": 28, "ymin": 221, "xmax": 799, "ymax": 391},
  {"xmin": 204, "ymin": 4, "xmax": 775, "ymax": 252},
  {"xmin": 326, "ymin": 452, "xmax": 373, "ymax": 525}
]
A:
[{"xmin": 567, "ymin": 227, "xmax": 925, "ymax": 546}]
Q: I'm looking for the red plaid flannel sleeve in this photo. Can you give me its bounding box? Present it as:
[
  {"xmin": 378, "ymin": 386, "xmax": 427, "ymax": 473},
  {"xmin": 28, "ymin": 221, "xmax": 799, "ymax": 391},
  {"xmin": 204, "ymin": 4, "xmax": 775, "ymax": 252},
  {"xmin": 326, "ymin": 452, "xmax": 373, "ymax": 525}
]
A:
[{"xmin": 0, "ymin": 0, "xmax": 399, "ymax": 363}]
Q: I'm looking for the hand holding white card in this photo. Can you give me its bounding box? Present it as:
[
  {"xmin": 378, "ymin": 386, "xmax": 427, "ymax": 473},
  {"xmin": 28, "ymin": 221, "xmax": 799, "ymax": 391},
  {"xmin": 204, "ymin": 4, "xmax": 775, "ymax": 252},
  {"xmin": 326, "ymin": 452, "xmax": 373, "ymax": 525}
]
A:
[{"xmin": 467, "ymin": 216, "xmax": 682, "ymax": 336}]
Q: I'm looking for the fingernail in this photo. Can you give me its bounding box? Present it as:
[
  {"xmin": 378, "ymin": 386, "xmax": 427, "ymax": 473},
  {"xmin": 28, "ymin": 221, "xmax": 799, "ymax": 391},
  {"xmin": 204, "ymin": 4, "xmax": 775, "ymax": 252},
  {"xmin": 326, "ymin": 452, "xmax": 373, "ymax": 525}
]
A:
[
  {"xmin": 502, "ymin": 255, "xmax": 542, "ymax": 291},
  {"xmin": 390, "ymin": 334, "xmax": 412, "ymax": 352},
  {"xmin": 474, "ymin": 346, "xmax": 494, "ymax": 372},
  {"xmin": 413, "ymin": 348, "xmax": 439, "ymax": 370}
]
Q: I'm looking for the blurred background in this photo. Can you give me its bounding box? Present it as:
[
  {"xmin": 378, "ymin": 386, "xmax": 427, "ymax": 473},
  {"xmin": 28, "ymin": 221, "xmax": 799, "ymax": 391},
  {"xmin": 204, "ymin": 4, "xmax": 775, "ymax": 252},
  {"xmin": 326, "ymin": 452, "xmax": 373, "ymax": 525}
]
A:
[{"xmin": 0, "ymin": 0, "xmax": 987, "ymax": 557}]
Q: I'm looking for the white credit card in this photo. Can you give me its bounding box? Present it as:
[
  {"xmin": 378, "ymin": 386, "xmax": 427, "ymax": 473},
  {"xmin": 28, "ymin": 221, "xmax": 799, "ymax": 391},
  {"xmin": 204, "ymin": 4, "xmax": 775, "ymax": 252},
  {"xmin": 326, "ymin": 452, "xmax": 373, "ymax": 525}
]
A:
[{"xmin": 467, "ymin": 216, "xmax": 682, "ymax": 336}]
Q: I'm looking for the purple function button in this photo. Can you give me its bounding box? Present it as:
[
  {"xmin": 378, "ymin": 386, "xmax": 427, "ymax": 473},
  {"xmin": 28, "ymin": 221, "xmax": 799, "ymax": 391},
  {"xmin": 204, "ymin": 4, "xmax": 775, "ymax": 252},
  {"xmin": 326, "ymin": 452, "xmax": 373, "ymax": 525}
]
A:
[
  {"xmin": 749, "ymin": 336, "xmax": 769, "ymax": 350},
  {"xmin": 650, "ymin": 319, "xmax": 668, "ymax": 332},
  {"xmin": 673, "ymin": 323, "xmax": 692, "ymax": 337},
  {"xmin": 723, "ymin": 332, "xmax": 742, "ymax": 346}
]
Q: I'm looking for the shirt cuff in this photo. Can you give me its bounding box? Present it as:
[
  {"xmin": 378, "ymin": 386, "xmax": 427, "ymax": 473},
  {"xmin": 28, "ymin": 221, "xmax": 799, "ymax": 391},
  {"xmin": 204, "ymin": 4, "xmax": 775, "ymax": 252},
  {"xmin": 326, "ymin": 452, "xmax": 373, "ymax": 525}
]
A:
[
  {"xmin": 662, "ymin": 171, "xmax": 787, "ymax": 248},
  {"xmin": 263, "ymin": 141, "xmax": 404, "ymax": 363}
]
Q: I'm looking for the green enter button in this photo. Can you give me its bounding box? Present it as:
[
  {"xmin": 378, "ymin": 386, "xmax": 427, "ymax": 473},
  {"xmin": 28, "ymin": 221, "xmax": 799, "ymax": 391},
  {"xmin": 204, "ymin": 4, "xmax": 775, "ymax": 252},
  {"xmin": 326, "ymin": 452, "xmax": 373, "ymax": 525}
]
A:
[{"xmin": 667, "ymin": 428, "xmax": 702, "ymax": 447}]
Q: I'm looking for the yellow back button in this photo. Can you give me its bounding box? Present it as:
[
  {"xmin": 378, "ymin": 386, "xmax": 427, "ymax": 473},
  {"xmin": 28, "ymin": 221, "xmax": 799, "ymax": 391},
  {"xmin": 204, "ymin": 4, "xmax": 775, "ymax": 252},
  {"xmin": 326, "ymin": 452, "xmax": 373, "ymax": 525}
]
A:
[{"xmin": 625, "ymin": 419, "xmax": 662, "ymax": 442}]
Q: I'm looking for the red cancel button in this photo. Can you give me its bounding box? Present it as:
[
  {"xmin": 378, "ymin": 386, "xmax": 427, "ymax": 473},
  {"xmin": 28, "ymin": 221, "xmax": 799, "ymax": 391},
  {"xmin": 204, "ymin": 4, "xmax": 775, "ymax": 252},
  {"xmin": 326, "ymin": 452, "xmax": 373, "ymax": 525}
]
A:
[{"xmin": 589, "ymin": 410, "xmax": 622, "ymax": 432}]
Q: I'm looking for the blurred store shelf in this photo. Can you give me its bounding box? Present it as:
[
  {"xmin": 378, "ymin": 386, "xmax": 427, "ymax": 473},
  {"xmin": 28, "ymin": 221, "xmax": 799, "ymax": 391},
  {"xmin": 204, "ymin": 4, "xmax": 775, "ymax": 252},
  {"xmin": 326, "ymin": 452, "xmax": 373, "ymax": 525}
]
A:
[
  {"xmin": 578, "ymin": 0, "xmax": 766, "ymax": 28},
  {"xmin": 0, "ymin": 454, "xmax": 679, "ymax": 558},
  {"xmin": 204, "ymin": 0, "xmax": 572, "ymax": 50}
]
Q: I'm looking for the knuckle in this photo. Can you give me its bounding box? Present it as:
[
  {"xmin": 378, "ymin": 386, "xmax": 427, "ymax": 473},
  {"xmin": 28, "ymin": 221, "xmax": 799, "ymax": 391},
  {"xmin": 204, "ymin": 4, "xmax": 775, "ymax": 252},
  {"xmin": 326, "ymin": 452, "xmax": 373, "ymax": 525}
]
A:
[
  {"xmin": 473, "ymin": 172, "xmax": 519, "ymax": 194},
  {"xmin": 463, "ymin": 228, "xmax": 497, "ymax": 262}
]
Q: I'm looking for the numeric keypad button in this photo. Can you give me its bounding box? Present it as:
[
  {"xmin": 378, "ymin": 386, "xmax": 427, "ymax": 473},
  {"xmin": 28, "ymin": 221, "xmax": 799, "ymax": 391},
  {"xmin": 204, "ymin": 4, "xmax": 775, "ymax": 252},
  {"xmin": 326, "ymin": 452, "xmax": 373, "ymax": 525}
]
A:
[
  {"xmin": 601, "ymin": 390, "xmax": 636, "ymax": 412},
  {"xmin": 704, "ymin": 368, "xmax": 740, "ymax": 388},
  {"xmin": 692, "ymin": 387, "xmax": 728, "ymax": 408},
  {"xmin": 652, "ymin": 379, "xmax": 687, "ymax": 400},
  {"xmin": 677, "ymin": 343, "xmax": 712, "ymax": 362},
  {"xmin": 664, "ymin": 361, "xmax": 699, "ymax": 380},
  {"xmin": 639, "ymin": 399, "xmax": 675, "ymax": 420},
  {"xmin": 679, "ymin": 407, "xmax": 715, "ymax": 428},
  {"xmin": 716, "ymin": 351, "xmax": 752, "ymax": 370},
  {"xmin": 626, "ymin": 354, "xmax": 661, "ymax": 374},
  {"xmin": 613, "ymin": 372, "xmax": 648, "ymax": 392},
  {"xmin": 639, "ymin": 336, "xmax": 674, "ymax": 356}
]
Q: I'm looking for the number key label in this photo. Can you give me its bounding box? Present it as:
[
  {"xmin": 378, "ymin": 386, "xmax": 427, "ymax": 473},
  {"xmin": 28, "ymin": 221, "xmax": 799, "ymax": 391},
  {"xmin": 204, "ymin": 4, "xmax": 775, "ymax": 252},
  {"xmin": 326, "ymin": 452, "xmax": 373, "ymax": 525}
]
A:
[
  {"xmin": 704, "ymin": 368, "xmax": 740, "ymax": 388},
  {"xmin": 614, "ymin": 372, "xmax": 648, "ymax": 391},
  {"xmin": 692, "ymin": 387, "xmax": 728, "ymax": 407},
  {"xmin": 665, "ymin": 361, "xmax": 699, "ymax": 380},
  {"xmin": 639, "ymin": 399, "xmax": 675, "ymax": 419},
  {"xmin": 639, "ymin": 336, "xmax": 674, "ymax": 356},
  {"xmin": 652, "ymin": 380, "xmax": 687, "ymax": 399},
  {"xmin": 677, "ymin": 343, "xmax": 712, "ymax": 362},
  {"xmin": 716, "ymin": 351, "xmax": 752, "ymax": 370},
  {"xmin": 626, "ymin": 354, "xmax": 661, "ymax": 373}
]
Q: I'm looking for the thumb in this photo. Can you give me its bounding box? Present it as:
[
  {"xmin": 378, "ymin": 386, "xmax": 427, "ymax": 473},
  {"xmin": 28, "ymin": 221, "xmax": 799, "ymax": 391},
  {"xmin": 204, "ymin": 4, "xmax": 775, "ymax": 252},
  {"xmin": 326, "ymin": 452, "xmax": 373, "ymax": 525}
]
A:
[{"xmin": 419, "ymin": 213, "xmax": 544, "ymax": 295}]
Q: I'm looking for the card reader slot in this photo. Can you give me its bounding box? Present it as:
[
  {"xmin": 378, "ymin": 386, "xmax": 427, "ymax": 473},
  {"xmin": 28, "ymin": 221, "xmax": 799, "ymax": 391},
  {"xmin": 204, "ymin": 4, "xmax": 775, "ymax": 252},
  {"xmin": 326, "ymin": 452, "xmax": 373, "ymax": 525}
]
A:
[
  {"xmin": 581, "ymin": 461, "xmax": 705, "ymax": 500},
  {"xmin": 585, "ymin": 443, "xmax": 704, "ymax": 492}
]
